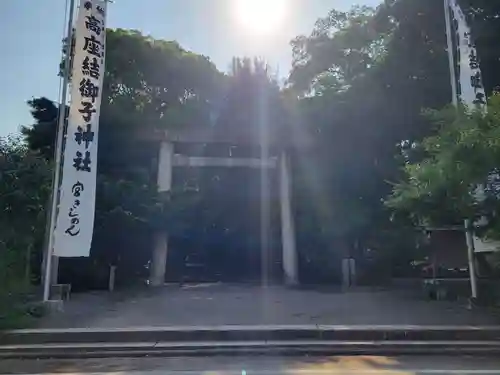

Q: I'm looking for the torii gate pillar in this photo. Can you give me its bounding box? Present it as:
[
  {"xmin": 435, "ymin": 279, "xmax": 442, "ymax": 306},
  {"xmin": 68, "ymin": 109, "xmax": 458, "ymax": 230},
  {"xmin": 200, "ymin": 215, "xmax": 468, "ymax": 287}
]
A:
[
  {"xmin": 149, "ymin": 136, "xmax": 298, "ymax": 286},
  {"xmin": 280, "ymin": 151, "xmax": 298, "ymax": 285},
  {"xmin": 150, "ymin": 141, "xmax": 173, "ymax": 287}
]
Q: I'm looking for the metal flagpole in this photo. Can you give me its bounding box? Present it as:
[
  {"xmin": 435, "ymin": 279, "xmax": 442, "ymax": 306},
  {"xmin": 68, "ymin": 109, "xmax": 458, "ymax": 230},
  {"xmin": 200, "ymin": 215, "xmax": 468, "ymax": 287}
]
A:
[
  {"xmin": 444, "ymin": 0, "xmax": 458, "ymax": 106},
  {"xmin": 465, "ymin": 219, "xmax": 478, "ymax": 299},
  {"xmin": 43, "ymin": 0, "xmax": 76, "ymax": 302},
  {"xmin": 444, "ymin": 0, "xmax": 478, "ymax": 300}
]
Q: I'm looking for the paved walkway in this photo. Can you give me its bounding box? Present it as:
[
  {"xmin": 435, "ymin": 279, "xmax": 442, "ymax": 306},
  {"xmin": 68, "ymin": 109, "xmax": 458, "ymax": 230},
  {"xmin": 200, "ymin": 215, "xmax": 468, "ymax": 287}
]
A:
[{"xmin": 41, "ymin": 284, "xmax": 500, "ymax": 328}]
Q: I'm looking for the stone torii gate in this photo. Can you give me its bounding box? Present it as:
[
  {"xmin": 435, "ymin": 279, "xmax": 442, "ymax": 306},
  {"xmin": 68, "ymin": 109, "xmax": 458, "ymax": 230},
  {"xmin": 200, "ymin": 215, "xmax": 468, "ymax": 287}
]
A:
[{"xmin": 145, "ymin": 126, "xmax": 299, "ymax": 286}]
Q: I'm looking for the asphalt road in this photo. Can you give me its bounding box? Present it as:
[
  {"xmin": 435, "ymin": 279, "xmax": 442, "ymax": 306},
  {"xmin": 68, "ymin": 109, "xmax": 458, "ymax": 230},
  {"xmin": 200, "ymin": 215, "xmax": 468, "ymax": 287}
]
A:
[{"xmin": 2, "ymin": 355, "xmax": 500, "ymax": 375}]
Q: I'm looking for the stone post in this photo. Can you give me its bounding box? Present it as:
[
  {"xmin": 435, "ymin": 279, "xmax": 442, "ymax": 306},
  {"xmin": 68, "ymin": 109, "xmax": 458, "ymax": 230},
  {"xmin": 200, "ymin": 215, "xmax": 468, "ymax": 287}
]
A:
[
  {"xmin": 150, "ymin": 141, "xmax": 173, "ymax": 287},
  {"xmin": 280, "ymin": 151, "xmax": 298, "ymax": 285}
]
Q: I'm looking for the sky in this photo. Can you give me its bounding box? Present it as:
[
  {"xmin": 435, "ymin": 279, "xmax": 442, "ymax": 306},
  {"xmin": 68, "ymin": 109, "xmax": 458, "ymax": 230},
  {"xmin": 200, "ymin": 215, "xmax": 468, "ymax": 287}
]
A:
[{"xmin": 2, "ymin": 0, "xmax": 381, "ymax": 136}]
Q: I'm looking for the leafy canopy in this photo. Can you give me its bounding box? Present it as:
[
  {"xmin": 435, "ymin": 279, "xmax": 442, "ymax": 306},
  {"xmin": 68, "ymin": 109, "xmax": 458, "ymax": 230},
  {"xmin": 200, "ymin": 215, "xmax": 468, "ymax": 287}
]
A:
[{"xmin": 386, "ymin": 94, "xmax": 500, "ymax": 229}]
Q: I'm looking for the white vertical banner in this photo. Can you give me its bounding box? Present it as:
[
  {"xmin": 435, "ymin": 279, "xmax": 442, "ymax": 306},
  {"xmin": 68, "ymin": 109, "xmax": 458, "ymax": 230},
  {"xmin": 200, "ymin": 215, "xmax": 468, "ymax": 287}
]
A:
[
  {"xmin": 448, "ymin": 0, "xmax": 499, "ymax": 253},
  {"xmin": 449, "ymin": 0, "xmax": 487, "ymax": 111},
  {"xmin": 54, "ymin": 0, "xmax": 107, "ymax": 257}
]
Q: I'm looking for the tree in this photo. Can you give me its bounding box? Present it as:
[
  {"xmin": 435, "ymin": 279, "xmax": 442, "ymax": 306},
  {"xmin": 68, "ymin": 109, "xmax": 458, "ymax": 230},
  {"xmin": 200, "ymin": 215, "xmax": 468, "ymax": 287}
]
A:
[
  {"xmin": 386, "ymin": 94, "xmax": 500, "ymax": 236},
  {"xmin": 21, "ymin": 98, "xmax": 61, "ymax": 160},
  {"xmin": 17, "ymin": 0, "xmax": 500, "ymax": 286},
  {"xmin": 21, "ymin": 30, "xmax": 226, "ymax": 288},
  {"xmin": 0, "ymin": 136, "xmax": 51, "ymax": 282},
  {"xmin": 384, "ymin": 0, "xmax": 500, "ymax": 237},
  {"xmin": 165, "ymin": 57, "xmax": 288, "ymax": 281},
  {"xmin": 215, "ymin": 57, "xmax": 287, "ymax": 146},
  {"xmin": 0, "ymin": 136, "xmax": 51, "ymax": 327},
  {"xmin": 285, "ymin": 0, "xmax": 453, "ymax": 279}
]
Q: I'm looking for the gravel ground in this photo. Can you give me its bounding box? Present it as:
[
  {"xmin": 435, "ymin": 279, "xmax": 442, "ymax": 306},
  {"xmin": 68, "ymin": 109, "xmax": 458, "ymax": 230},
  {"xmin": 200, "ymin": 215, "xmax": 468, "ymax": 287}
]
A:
[{"xmin": 39, "ymin": 284, "xmax": 500, "ymax": 328}]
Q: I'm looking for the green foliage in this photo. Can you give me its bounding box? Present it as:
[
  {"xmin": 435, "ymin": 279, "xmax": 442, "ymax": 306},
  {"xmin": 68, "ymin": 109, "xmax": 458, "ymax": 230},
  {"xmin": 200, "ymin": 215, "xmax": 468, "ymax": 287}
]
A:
[
  {"xmin": 0, "ymin": 136, "xmax": 51, "ymax": 283},
  {"xmin": 286, "ymin": 0, "xmax": 453, "ymax": 270},
  {"xmin": 20, "ymin": 98, "xmax": 61, "ymax": 160},
  {"xmin": 8, "ymin": 0, "xmax": 500, "ymax": 289},
  {"xmin": 103, "ymin": 29, "xmax": 225, "ymax": 129},
  {"xmin": 289, "ymin": 4, "xmax": 392, "ymax": 94},
  {"xmin": 386, "ymin": 94, "xmax": 500, "ymax": 228},
  {"xmin": 216, "ymin": 57, "xmax": 287, "ymax": 144},
  {"xmin": 23, "ymin": 30, "xmax": 279, "ymax": 287},
  {"xmin": 0, "ymin": 136, "xmax": 51, "ymax": 328}
]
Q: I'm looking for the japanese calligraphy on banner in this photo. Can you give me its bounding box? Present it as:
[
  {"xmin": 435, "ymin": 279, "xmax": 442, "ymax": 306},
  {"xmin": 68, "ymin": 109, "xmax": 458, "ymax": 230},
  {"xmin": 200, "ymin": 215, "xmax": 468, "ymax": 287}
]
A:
[
  {"xmin": 54, "ymin": 0, "xmax": 107, "ymax": 257},
  {"xmin": 447, "ymin": 0, "xmax": 499, "ymax": 252},
  {"xmin": 449, "ymin": 0, "xmax": 487, "ymax": 111}
]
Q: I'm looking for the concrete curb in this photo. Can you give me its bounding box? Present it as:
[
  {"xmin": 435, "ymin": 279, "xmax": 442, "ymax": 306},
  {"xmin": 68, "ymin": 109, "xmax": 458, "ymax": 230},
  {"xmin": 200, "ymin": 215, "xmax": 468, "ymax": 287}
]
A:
[
  {"xmin": 2, "ymin": 325, "xmax": 500, "ymax": 358},
  {"xmin": 2, "ymin": 325, "xmax": 500, "ymax": 345},
  {"xmin": 2, "ymin": 340, "xmax": 500, "ymax": 359}
]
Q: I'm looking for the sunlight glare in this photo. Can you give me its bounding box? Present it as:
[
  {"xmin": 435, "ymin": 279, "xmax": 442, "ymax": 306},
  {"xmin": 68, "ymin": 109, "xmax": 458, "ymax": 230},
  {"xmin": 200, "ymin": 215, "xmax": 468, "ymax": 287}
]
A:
[{"xmin": 234, "ymin": 0, "xmax": 287, "ymax": 36}]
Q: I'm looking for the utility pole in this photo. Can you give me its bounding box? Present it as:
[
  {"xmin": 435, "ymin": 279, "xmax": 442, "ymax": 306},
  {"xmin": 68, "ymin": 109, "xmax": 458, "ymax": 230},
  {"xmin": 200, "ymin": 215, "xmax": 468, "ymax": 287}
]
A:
[{"xmin": 43, "ymin": 0, "xmax": 76, "ymax": 302}]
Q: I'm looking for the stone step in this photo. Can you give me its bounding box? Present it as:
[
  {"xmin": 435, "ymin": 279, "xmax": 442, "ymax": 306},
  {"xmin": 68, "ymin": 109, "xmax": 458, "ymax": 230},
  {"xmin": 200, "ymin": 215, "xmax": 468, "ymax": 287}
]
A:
[
  {"xmin": 2, "ymin": 325, "xmax": 500, "ymax": 346},
  {"xmin": 1, "ymin": 340, "xmax": 500, "ymax": 359}
]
